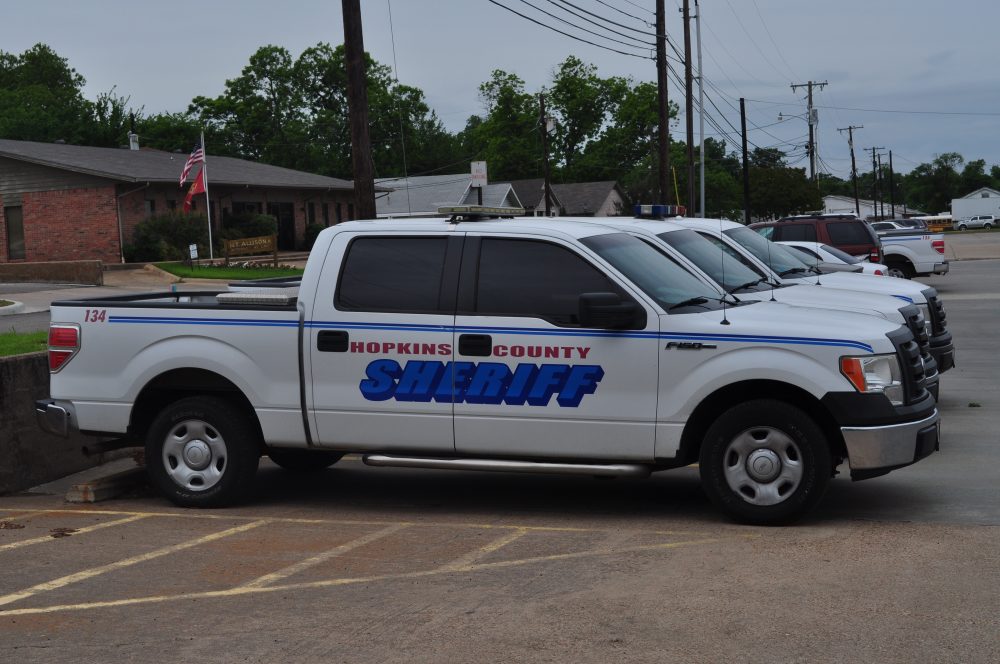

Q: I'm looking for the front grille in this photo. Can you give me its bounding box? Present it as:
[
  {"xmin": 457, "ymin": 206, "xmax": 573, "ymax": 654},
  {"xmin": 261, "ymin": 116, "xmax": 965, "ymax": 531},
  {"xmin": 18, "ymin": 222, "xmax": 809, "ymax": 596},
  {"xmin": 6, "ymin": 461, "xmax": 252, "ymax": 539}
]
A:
[
  {"xmin": 924, "ymin": 291, "xmax": 947, "ymax": 336},
  {"xmin": 901, "ymin": 306, "xmax": 938, "ymax": 381},
  {"xmin": 898, "ymin": 336, "xmax": 927, "ymax": 403}
]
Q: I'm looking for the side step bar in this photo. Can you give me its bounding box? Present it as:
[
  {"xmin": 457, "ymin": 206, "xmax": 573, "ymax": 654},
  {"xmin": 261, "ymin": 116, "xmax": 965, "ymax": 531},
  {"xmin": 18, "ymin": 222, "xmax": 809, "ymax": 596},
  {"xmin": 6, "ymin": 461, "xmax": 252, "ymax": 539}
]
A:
[{"xmin": 362, "ymin": 454, "xmax": 651, "ymax": 478}]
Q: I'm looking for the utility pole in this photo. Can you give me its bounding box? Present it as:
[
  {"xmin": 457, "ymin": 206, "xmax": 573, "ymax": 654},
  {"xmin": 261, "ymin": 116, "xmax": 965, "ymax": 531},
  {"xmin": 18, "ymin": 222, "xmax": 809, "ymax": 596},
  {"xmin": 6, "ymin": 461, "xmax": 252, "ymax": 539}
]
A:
[
  {"xmin": 876, "ymin": 152, "xmax": 885, "ymax": 219},
  {"xmin": 694, "ymin": 0, "xmax": 705, "ymax": 217},
  {"xmin": 740, "ymin": 98, "xmax": 751, "ymax": 224},
  {"xmin": 655, "ymin": 0, "xmax": 672, "ymax": 205},
  {"xmin": 868, "ymin": 146, "xmax": 883, "ymax": 220},
  {"xmin": 342, "ymin": 0, "xmax": 376, "ymax": 219},
  {"xmin": 539, "ymin": 93, "xmax": 553, "ymax": 217},
  {"xmin": 888, "ymin": 150, "xmax": 896, "ymax": 218},
  {"xmin": 790, "ymin": 80, "xmax": 828, "ymax": 184},
  {"xmin": 682, "ymin": 0, "xmax": 695, "ymax": 211},
  {"xmin": 837, "ymin": 125, "xmax": 863, "ymax": 217}
]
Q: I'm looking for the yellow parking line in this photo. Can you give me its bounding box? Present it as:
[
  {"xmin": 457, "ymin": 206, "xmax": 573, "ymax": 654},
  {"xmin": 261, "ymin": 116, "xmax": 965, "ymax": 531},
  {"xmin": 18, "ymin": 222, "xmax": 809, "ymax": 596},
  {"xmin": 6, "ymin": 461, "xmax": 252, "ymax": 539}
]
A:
[
  {"xmin": 0, "ymin": 515, "xmax": 148, "ymax": 552},
  {"xmin": 0, "ymin": 519, "xmax": 268, "ymax": 608},
  {"xmin": 0, "ymin": 536, "xmax": 723, "ymax": 616},
  {"xmin": 437, "ymin": 528, "xmax": 529, "ymax": 572},
  {"xmin": 240, "ymin": 523, "xmax": 410, "ymax": 589}
]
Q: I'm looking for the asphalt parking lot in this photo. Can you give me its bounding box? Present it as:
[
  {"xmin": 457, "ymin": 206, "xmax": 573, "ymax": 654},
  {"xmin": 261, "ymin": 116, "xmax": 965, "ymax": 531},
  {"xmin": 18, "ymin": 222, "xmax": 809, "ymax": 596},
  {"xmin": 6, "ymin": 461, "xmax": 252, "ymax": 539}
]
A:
[{"xmin": 0, "ymin": 258, "xmax": 998, "ymax": 663}]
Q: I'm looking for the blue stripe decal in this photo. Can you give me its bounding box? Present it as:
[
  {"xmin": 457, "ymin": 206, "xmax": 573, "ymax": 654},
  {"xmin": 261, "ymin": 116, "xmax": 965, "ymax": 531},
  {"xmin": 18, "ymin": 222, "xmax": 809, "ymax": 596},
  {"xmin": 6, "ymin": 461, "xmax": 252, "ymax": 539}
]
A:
[
  {"xmin": 892, "ymin": 295, "xmax": 915, "ymax": 303},
  {"xmin": 109, "ymin": 316, "xmax": 872, "ymax": 352}
]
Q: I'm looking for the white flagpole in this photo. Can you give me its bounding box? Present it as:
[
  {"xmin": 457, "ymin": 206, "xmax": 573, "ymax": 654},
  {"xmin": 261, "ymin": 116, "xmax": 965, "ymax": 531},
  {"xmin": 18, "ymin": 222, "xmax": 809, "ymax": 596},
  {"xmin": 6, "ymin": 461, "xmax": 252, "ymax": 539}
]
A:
[{"xmin": 200, "ymin": 130, "xmax": 215, "ymax": 261}]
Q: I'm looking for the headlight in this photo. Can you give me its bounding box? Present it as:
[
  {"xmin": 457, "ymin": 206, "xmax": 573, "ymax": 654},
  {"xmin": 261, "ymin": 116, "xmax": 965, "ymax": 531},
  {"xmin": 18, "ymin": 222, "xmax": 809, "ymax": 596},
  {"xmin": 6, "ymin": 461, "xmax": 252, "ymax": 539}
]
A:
[{"xmin": 840, "ymin": 354, "xmax": 904, "ymax": 405}]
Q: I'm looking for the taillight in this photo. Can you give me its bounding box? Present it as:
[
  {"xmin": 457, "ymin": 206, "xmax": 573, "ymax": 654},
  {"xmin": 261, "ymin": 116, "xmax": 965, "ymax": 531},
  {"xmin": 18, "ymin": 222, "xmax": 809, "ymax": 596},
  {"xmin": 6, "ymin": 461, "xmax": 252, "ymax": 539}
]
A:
[
  {"xmin": 48, "ymin": 324, "xmax": 80, "ymax": 372},
  {"xmin": 870, "ymin": 248, "xmax": 880, "ymax": 262},
  {"xmin": 932, "ymin": 240, "xmax": 945, "ymax": 254},
  {"xmin": 874, "ymin": 269, "xmax": 884, "ymax": 276}
]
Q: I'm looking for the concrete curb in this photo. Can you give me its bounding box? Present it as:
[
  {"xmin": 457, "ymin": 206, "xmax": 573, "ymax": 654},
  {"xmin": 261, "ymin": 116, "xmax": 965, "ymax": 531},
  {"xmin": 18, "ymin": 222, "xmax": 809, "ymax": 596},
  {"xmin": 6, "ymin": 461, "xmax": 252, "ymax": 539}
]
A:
[
  {"xmin": 143, "ymin": 264, "xmax": 182, "ymax": 283},
  {"xmin": 66, "ymin": 466, "xmax": 147, "ymax": 503},
  {"xmin": 0, "ymin": 300, "xmax": 25, "ymax": 316}
]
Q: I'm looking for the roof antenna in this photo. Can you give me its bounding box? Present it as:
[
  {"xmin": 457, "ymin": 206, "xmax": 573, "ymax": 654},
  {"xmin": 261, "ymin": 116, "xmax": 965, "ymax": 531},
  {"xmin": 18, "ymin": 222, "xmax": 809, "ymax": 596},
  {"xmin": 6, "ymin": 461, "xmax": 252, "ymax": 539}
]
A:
[{"xmin": 718, "ymin": 214, "xmax": 730, "ymax": 325}]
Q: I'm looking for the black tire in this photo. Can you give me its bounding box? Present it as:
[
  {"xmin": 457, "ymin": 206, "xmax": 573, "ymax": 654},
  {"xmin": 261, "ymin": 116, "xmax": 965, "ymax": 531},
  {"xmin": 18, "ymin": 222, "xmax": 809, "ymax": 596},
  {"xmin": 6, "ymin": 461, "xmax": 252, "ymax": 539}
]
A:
[
  {"xmin": 266, "ymin": 448, "xmax": 344, "ymax": 472},
  {"xmin": 699, "ymin": 399, "xmax": 831, "ymax": 525},
  {"xmin": 984, "ymin": 223, "xmax": 993, "ymax": 230},
  {"xmin": 886, "ymin": 261, "xmax": 914, "ymax": 279},
  {"xmin": 958, "ymin": 224, "xmax": 967, "ymax": 231},
  {"xmin": 145, "ymin": 396, "xmax": 261, "ymax": 507}
]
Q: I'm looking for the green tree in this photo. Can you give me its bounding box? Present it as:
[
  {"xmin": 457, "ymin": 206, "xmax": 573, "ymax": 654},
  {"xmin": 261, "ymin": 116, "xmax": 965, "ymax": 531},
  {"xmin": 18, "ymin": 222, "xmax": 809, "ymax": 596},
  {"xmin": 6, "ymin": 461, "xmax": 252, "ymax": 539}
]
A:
[
  {"xmin": 0, "ymin": 43, "xmax": 92, "ymax": 143},
  {"xmin": 901, "ymin": 152, "xmax": 964, "ymax": 213}
]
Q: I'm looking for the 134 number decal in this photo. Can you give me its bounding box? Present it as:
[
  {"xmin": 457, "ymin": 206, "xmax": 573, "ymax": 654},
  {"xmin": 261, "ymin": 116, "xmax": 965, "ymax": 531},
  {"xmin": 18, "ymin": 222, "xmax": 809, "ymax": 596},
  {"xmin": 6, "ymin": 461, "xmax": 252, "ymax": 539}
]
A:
[{"xmin": 84, "ymin": 309, "xmax": 107, "ymax": 323}]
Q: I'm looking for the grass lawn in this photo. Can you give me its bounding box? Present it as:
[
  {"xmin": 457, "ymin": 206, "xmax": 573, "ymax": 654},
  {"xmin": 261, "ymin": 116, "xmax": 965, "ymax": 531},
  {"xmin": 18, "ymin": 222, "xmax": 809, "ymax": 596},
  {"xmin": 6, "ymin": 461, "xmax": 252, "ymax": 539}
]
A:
[
  {"xmin": 0, "ymin": 331, "xmax": 47, "ymax": 357},
  {"xmin": 156, "ymin": 263, "xmax": 304, "ymax": 280},
  {"xmin": 0, "ymin": 300, "xmax": 12, "ymax": 307}
]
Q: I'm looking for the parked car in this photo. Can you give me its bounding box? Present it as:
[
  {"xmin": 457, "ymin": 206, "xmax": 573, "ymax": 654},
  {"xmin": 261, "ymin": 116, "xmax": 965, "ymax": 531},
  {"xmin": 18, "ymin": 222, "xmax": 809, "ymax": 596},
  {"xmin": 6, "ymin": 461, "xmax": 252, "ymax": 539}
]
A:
[
  {"xmin": 778, "ymin": 241, "xmax": 888, "ymax": 276},
  {"xmin": 871, "ymin": 221, "xmax": 908, "ymax": 232},
  {"xmin": 893, "ymin": 218, "xmax": 929, "ymax": 231},
  {"xmin": 953, "ymin": 215, "xmax": 995, "ymax": 231},
  {"xmin": 751, "ymin": 215, "xmax": 882, "ymax": 262}
]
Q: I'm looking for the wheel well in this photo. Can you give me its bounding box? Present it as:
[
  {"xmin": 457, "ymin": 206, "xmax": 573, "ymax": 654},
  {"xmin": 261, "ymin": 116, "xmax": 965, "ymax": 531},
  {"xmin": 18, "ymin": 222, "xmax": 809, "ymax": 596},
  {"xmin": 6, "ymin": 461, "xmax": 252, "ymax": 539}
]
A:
[
  {"xmin": 129, "ymin": 369, "xmax": 264, "ymax": 448},
  {"xmin": 675, "ymin": 380, "xmax": 846, "ymax": 466}
]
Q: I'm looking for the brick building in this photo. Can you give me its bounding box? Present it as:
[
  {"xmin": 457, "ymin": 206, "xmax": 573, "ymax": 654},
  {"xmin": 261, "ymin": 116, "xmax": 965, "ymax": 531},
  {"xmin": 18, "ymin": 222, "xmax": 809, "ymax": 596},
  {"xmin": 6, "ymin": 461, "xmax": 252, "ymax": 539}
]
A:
[{"xmin": 0, "ymin": 139, "xmax": 378, "ymax": 263}]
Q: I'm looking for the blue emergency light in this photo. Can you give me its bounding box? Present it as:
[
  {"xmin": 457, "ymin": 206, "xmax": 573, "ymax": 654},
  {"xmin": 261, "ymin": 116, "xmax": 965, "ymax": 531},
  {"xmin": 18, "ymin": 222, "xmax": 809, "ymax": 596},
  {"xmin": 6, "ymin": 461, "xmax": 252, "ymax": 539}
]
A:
[{"xmin": 633, "ymin": 204, "xmax": 686, "ymax": 219}]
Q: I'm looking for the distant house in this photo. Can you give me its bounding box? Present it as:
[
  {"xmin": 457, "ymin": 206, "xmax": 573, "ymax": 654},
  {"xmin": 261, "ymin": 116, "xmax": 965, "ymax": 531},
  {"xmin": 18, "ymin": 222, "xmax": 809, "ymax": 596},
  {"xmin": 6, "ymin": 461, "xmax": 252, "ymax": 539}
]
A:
[
  {"xmin": 822, "ymin": 194, "xmax": 924, "ymax": 220},
  {"xmin": 0, "ymin": 138, "xmax": 376, "ymax": 263},
  {"xmin": 551, "ymin": 181, "xmax": 626, "ymax": 217},
  {"xmin": 951, "ymin": 187, "xmax": 1000, "ymax": 220},
  {"xmin": 375, "ymin": 174, "xmax": 522, "ymax": 218},
  {"xmin": 501, "ymin": 178, "xmax": 564, "ymax": 216}
]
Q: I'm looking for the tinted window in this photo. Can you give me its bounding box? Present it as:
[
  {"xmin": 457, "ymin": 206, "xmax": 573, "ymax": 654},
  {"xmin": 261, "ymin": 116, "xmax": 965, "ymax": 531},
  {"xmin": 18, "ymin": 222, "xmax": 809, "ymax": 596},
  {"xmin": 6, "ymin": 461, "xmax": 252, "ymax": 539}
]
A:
[
  {"xmin": 820, "ymin": 244, "xmax": 860, "ymax": 264},
  {"xmin": 755, "ymin": 225, "xmax": 775, "ymax": 239},
  {"xmin": 778, "ymin": 224, "xmax": 817, "ymax": 241},
  {"xmin": 476, "ymin": 238, "xmax": 617, "ymax": 324},
  {"xmin": 658, "ymin": 230, "xmax": 766, "ymax": 292},
  {"xmin": 788, "ymin": 245, "xmax": 820, "ymax": 260},
  {"xmin": 4, "ymin": 206, "xmax": 24, "ymax": 260},
  {"xmin": 582, "ymin": 233, "xmax": 728, "ymax": 312},
  {"xmin": 827, "ymin": 221, "xmax": 872, "ymax": 245},
  {"xmin": 723, "ymin": 226, "xmax": 811, "ymax": 277},
  {"xmin": 337, "ymin": 237, "xmax": 447, "ymax": 312}
]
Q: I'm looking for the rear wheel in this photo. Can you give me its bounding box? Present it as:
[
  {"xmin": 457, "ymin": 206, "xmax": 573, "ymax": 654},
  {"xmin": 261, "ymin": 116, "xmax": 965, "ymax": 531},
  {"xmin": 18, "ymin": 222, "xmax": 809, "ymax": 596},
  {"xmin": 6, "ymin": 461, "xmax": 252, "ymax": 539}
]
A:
[
  {"xmin": 984, "ymin": 223, "xmax": 993, "ymax": 230},
  {"xmin": 958, "ymin": 224, "xmax": 968, "ymax": 231},
  {"xmin": 267, "ymin": 448, "xmax": 344, "ymax": 472},
  {"xmin": 699, "ymin": 399, "xmax": 831, "ymax": 525},
  {"xmin": 886, "ymin": 261, "xmax": 914, "ymax": 279},
  {"xmin": 145, "ymin": 396, "xmax": 260, "ymax": 507}
]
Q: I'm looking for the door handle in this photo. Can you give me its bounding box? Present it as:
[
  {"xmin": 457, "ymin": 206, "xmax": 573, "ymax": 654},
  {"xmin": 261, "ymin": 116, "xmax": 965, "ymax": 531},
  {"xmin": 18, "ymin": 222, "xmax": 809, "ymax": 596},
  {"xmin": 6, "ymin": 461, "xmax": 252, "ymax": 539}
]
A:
[
  {"xmin": 317, "ymin": 330, "xmax": 349, "ymax": 352},
  {"xmin": 459, "ymin": 333, "xmax": 493, "ymax": 357}
]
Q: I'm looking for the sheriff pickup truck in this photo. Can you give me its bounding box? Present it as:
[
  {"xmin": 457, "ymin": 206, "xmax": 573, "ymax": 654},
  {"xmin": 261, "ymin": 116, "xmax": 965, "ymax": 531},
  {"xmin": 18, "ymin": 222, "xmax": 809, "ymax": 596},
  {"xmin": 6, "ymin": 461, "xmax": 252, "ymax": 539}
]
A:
[{"xmin": 37, "ymin": 212, "xmax": 940, "ymax": 524}]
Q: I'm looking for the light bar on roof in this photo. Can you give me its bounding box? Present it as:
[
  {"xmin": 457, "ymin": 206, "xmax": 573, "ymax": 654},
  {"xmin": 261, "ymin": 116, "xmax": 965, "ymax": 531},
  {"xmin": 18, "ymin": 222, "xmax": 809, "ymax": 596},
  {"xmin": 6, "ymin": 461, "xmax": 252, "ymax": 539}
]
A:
[{"xmin": 437, "ymin": 205, "xmax": 526, "ymax": 218}]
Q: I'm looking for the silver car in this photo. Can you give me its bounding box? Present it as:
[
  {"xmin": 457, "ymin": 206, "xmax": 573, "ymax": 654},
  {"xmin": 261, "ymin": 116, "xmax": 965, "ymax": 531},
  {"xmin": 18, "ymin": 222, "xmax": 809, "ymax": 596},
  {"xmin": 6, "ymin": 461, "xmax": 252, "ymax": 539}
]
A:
[{"xmin": 953, "ymin": 215, "xmax": 995, "ymax": 230}]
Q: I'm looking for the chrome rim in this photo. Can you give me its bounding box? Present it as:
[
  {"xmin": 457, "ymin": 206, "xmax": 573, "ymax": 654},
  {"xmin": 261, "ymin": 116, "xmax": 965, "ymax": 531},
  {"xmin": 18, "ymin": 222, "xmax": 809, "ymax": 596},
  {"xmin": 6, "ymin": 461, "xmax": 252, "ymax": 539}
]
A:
[
  {"xmin": 162, "ymin": 419, "xmax": 227, "ymax": 491},
  {"xmin": 887, "ymin": 266, "xmax": 906, "ymax": 279},
  {"xmin": 723, "ymin": 426, "xmax": 803, "ymax": 506}
]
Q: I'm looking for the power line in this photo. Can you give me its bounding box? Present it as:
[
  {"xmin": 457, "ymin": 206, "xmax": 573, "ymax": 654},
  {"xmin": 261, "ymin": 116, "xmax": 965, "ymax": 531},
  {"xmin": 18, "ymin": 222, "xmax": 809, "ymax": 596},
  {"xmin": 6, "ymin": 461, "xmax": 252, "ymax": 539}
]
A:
[
  {"xmin": 484, "ymin": 0, "xmax": 653, "ymax": 59},
  {"xmin": 592, "ymin": 0, "xmax": 654, "ymax": 25},
  {"xmin": 532, "ymin": 0, "xmax": 653, "ymax": 50},
  {"xmin": 722, "ymin": 0, "xmax": 791, "ymax": 83},
  {"xmin": 749, "ymin": 0, "xmax": 798, "ymax": 81},
  {"xmin": 621, "ymin": 0, "xmax": 654, "ymax": 15},
  {"xmin": 552, "ymin": 0, "xmax": 656, "ymax": 36}
]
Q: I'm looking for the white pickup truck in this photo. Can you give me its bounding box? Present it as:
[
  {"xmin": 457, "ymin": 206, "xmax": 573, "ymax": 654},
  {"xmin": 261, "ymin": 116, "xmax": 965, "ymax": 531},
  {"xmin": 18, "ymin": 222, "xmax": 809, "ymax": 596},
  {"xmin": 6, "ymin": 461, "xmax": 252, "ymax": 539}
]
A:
[
  {"xmin": 37, "ymin": 215, "xmax": 940, "ymax": 524},
  {"xmin": 875, "ymin": 228, "xmax": 949, "ymax": 279}
]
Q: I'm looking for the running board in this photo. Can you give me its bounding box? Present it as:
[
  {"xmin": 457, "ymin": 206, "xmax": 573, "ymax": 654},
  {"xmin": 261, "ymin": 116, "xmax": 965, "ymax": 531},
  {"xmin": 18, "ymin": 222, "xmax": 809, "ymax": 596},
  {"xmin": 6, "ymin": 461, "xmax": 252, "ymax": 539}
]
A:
[{"xmin": 361, "ymin": 454, "xmax": 651, "ymax": 478}]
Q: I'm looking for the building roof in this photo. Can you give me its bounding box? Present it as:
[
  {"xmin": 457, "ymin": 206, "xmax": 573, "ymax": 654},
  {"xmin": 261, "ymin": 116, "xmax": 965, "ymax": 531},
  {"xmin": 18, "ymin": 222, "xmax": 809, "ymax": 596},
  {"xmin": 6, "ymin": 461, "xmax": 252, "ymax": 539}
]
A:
[
  {"xmin": 500, "ymin": 178, "xmax": 564, "ymax": 211},
  {"xmin": 375, "ymin": 173, "xmax": 521, "ymax": 216},
  {"xmin": 823, "ymin": 194, "xmax": 925, "ymax": 216},
  {"xmin": 550, "ymin": 181, "xmax": 623, "ymax": 215},
  {"xmin": 958, "ymin": 186, "xmax": 1000, "ymax": 199},
  {"xmin": 0, "ymin": 138, "xmax": 372, "ymax": 190}
]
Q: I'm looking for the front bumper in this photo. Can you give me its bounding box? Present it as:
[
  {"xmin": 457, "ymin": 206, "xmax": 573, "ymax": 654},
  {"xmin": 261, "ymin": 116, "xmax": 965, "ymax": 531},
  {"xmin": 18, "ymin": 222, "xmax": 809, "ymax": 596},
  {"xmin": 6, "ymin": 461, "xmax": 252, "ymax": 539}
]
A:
[
  {"xmin": 35, "ymin": 399, "xmax": 76, "ymax": 438},
  {"xmin": 929, "ymin": 334, "xmax": 955, "ymax": 372},
  {"xmin": 842, "ymin": 409, "xmax": 940, "ymax": 480}
]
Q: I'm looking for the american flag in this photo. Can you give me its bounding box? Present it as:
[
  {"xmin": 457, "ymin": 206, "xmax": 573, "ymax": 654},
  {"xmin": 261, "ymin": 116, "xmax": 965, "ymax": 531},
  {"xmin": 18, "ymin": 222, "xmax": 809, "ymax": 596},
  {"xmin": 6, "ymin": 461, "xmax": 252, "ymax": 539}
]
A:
[{"xmin": 179, "ymin": 142, "xmax": 204, "ymax": 186}]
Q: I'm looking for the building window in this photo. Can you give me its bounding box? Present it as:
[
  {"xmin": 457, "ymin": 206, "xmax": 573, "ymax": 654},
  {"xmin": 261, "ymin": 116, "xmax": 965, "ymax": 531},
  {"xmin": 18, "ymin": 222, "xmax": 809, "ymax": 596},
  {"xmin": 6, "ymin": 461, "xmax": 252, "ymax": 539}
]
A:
[
  {"xmin": 336, "ymin": 203, "xmax": 344, "ymax": 223},
  {"xmin": 322, "ymin": 203, "xmax": 330, "ymax": 227},
  {"xmin": 144, "ymin": 199, "xmax": 156, "ymax": 217},
  {"xmin": 348, "ymin": 203, "xmax": 355, "ymax": 221},
  {"xmin": 982, "ymin": 193, "xmax": 990, "ymax": 198},
  {"xmin": 4, "ymin": 206, "xmax": 25, "ymax": 260},
  {"xmin": 166, "ymin": 199, "xmax": 177, "ymax": 211},
  {"xmin": 307, "ymin": 202, "xmax": 316, "ymax": 225}
]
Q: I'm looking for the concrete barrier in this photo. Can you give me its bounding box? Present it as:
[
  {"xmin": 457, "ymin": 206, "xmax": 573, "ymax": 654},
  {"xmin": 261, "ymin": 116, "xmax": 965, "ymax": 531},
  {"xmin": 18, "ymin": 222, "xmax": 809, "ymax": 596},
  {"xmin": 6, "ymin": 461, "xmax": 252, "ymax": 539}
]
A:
[
  {"xmin": 0, "ymin": 260, "xmax": 104, "ymax": 285},
  {"xmin": 0, "ymin": 353, "xmax": 105, "ymax": 494}
]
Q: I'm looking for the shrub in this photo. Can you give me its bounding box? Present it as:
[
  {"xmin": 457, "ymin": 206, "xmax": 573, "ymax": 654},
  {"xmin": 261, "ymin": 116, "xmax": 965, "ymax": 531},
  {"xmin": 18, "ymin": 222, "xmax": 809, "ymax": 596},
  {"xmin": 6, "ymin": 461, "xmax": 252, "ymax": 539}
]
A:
[
  {"xmin": 304, "ymin": 223, "xmax": 324, "ymax": 250},
  {"xmin": 221, "ymin": 213, "xmax": 277, "ymax": 240},
  {"xmin": 124, "ymin": 213, "xmax": 210, "ymax": 262}
]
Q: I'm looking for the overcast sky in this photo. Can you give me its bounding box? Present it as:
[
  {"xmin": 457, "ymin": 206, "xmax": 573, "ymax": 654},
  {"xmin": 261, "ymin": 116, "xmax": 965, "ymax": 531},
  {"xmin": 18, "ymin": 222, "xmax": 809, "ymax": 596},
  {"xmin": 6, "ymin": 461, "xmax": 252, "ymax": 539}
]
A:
[{"xmin": 3, "ymin": 0, "xmax": 998, "ymax": 178}]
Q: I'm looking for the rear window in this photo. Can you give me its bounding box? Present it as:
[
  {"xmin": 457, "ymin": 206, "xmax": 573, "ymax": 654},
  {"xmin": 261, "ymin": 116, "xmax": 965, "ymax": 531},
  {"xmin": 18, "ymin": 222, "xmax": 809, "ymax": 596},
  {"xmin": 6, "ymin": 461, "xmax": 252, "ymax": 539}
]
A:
[
  {"xmin": 776, "ymin": 224, "xmax": 817, "ymax": 242},
  {"xmin": 820, "ymin": 244, "xmax": 861, "ymax": 264},
  {"xmin": 336, "ymin": 237, "xmax": 448, "ymax": 313},
  {"xmin": 827, "ymin": 222, "xmax": 873, "ymax": 245}
]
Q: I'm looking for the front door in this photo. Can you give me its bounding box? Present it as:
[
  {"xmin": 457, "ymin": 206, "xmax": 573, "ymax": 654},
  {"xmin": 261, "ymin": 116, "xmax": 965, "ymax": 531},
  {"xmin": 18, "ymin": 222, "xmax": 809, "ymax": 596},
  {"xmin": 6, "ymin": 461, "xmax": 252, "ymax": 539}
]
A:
[
  {"xmin": 308, "ymin": 231, "xmax": 461, "ymax": 452},
  {"xmin": 452, "ymin": 235, "xmax": 660, "ymax": 461},
  {"xmin": 267, "ymin": 202, "xmax": 296, "ymax": 250}
]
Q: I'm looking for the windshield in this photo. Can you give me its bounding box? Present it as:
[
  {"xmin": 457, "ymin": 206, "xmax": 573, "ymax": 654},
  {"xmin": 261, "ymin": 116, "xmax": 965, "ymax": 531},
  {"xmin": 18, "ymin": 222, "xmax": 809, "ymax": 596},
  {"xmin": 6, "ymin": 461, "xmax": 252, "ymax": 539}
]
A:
[
  {"xmin": 724, "ymin": 226, "xmax": 812, "ymax": 277},
  {"xmin": 582, "ymin": 233, "xmax": 728, "ymax": 312},
  {"xmin": 821, "ymin": 244, "xmax": 861, "ymax": 264},
  {"xmin": 657, "ymin": 229, "xmax": 768, "ymax": 292}
]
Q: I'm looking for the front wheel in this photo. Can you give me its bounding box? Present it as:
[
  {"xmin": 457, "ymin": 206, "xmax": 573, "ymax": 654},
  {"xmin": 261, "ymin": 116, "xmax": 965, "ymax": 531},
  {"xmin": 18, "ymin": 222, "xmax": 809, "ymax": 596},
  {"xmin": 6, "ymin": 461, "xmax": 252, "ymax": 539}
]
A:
[
  {"xmin": 699, "ymin": 399, "xmax": 831, "ymax": 525},
  {"xmin": 145, "ymin": 396, "xmax": 261, "ymax": 507}
]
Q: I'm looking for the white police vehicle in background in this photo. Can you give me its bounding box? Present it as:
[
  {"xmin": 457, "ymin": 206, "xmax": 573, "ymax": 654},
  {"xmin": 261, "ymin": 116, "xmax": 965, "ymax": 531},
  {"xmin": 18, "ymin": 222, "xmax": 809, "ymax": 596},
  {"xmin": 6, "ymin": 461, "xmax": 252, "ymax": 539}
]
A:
[
  {"xmin": 36, "ymin": 207, "xmax": 940, "ymax": 525},
  {"xmin": 778, "ymin": 241, "xmax": 889, "ymax": 276},
  {"xmin": 672, "ymin": 217, "xmax": 956, "ymax": 375},
  {"xmin": 570, "ymin": 213, "xmax": 941, "ymax": 399}
]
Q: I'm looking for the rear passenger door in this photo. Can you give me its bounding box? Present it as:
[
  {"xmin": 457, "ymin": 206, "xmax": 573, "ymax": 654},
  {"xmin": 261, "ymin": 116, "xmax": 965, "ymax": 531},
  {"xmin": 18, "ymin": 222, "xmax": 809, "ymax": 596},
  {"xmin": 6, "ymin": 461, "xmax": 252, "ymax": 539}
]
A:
[
  {"xmin": 826, "ymin": 221, "xmax": 873, "ymax": 258},
  {"xmin": 308, "ymin": 232, "xmax": 460, "ymax": 452},
  {"xmin": 451, "ymin": 234, "xmax": 660, "ymax": 461}
]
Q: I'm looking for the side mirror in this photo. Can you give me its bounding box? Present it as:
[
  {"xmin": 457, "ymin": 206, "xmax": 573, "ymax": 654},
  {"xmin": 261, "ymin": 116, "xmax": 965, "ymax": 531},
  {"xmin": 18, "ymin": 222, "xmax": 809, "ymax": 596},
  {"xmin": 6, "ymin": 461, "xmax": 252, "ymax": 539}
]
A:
[{"xmin": 578, "ymin": 292, "xmax": 643, "ymax": 329}]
